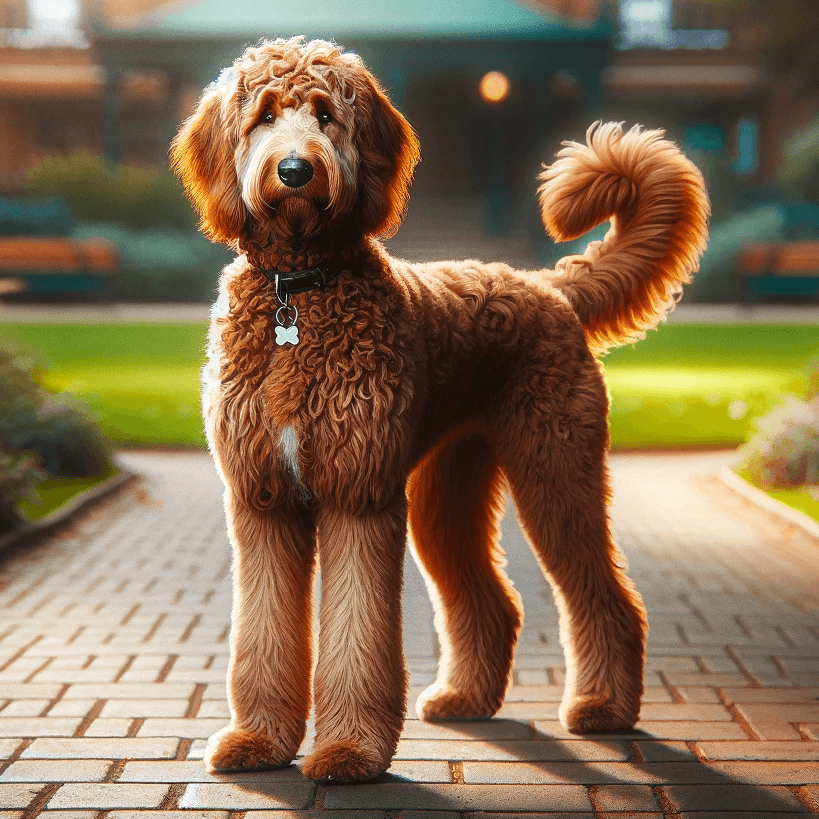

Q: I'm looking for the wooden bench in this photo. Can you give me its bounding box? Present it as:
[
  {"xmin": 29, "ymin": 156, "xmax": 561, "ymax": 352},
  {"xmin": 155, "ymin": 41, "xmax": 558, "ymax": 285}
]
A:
[
  {"xmin": 737, "ymin": 241, "xmax": 819, "ymax": 301},
  {"xmin": 0, "ymin": 199, "xmax": 118, "ymax": 300}
]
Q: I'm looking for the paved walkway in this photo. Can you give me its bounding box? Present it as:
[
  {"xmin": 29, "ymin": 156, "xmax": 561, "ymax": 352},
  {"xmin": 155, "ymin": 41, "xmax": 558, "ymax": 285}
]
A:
[{"xmin": 1, "ymin": 450, "xmax": 818, "ymax": 817}]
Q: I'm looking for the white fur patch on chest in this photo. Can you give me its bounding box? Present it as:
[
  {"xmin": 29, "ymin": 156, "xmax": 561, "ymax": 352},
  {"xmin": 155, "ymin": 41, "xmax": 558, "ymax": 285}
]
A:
[{"xmin": 277, "ymin": 424, "xmax": 302, "ymax": 483}]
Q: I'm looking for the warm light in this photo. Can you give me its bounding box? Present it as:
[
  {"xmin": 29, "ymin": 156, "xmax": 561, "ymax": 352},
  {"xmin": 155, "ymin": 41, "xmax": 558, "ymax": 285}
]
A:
[{"xmin": 479, "ymin": 71, "xmax": 510, "ymax": 104}]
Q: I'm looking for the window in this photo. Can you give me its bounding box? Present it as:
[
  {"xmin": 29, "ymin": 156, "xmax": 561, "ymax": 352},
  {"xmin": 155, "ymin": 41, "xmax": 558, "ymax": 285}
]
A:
[
  {"xmin": 620, "ymin": 0, "xmax": 673, "ymax": 48},
  {"xmin": 27, "ymin": 0, "xmax": 80, "ymax": 34},
  {"xmin": 619, "ymin": 0, "xmax": 728, "ymax": 49},
  {"xmin": 2, "ymin": 0, "xmax": 87, "ymax": 46}
]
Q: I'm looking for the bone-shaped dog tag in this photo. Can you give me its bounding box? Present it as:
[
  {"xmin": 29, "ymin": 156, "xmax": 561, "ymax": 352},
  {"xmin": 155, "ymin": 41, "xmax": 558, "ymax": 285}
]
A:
[{"xmin": 275, "ymin": 324, "xmax": 299, "ymax": 346}]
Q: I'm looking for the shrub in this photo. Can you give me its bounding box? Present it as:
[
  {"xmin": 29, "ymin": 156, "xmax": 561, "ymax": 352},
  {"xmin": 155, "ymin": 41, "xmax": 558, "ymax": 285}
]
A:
[
  {"xmin": 0, "ymin": 450, "xmax": 43, "ymax": 534},
  {"xmin": 25, "ymin": 154, "xmax": 195, "ymax": 231},
  {"xmin": 686, "ymin": 205, "xmax": 785, "ymax": 303},
  {"xmin": 72, "ymin": 223, "xmax": 233, "ymax": 302},
  {"xmin": 0, "ymin": 345, "xmax": 112, "ymax": 480},
  {"xmin": 3, "ymin": 394, "xmax": 112, "ymax": 478},
  {"xmin": 739, "ymin": 359, "xmax": 819, "ymax": 487}
]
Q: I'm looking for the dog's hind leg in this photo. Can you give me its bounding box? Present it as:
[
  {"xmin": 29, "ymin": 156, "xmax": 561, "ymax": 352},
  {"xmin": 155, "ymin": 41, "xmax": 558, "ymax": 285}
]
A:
[
  {"xmin": 408, "ymin": 432, "xmax": 523, "ymax": 722},
  {"xmin": 495, "ymin": 357, "xmax": 647, "ymax": 734},
  {"xmin": 204, "ymin": 493, "xmax": 316, "ymax": 772},
  {"xmin": 302, "ymin": 494, "xmax": 408, "ymax": 783}
]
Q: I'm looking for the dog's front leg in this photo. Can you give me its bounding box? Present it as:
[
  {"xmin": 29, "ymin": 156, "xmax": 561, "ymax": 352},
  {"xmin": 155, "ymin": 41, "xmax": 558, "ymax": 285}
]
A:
[
  {"xmin": 205, "ymin": 491, "xmax": 316, "ymax": 772},
  {"xmin": 302, "ymin": 496, "xmax": 408, "ymax": 782}
]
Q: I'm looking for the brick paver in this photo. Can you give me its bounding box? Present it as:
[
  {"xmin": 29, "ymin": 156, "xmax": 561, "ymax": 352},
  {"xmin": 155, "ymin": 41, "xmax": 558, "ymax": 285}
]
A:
[{"xmin": 1, "ymin": 449, "xmax": 818, "ymax": 816}]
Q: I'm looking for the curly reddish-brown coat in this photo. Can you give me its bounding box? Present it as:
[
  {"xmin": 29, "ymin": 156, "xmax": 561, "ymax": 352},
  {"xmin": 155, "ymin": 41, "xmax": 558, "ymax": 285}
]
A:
[{"xmin": 172, "ymin": 37, "xmax": 709, "ymax": 784}]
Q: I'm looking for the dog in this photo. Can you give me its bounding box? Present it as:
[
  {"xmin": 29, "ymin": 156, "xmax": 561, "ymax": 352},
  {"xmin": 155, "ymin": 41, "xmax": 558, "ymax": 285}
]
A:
[{"xmin": 171, "ymin": 36, "xmax": 709, "ymax": 783}]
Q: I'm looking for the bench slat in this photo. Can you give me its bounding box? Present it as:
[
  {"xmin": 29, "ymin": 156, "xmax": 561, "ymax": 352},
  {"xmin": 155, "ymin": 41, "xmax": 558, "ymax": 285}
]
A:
[
  {"xmin": 738, "ymin": 240, "xmax": 819, "ymax": 277},
  {"xmin": 775, "ymin": 241, "xmax": 819, "ymax": 275},
  {"xmin": 0, "ymin": 236, "xmax": 117, "ymax": 273},
  {"xmin": 737, "ymin": 242, "xmax": 777, "ymax": 273}
]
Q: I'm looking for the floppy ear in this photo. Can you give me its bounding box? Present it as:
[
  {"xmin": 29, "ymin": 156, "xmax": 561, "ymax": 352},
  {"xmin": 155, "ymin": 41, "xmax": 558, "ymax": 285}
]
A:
[
  {"xmin": 170, "ymin": 73, "xmax": 247, "ymax": 247},
  {"xmin": 353, "ymin": 74, "xmax": 420, "ymax": 238}
]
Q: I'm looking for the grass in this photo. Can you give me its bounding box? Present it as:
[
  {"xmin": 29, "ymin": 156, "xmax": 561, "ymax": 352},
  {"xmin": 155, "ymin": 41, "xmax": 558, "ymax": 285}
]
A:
[
  {"xmin": 765, "ymin": 487, "xmax": 819, "ymax": 523},
  {"xmin": 1, "ymin": 319, "xmax": 817, "ymax": 524},
  {"xmin": 1, "ymin": 321, "xmax": 817, "ymax": 452},
  {"xmin": 735, "ymin": 468, "xmax": 819, "ymax": 525},
  {"xmin": 18, "ymin": 472, "xmax": 115, "ymax": 522},
  {"xmin": 603, "ymin": 323, "xmax": 819, "ymax": 449},
  {"xmin": 1, "ymin": 323, "xmax": 207, "ymax": 447}
]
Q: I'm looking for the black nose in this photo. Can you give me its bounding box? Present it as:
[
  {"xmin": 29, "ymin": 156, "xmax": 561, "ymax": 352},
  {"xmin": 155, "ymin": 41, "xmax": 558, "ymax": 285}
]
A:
[{"xmin": 277, "ymin": 158, "xmax": 314, "ymax": 188}]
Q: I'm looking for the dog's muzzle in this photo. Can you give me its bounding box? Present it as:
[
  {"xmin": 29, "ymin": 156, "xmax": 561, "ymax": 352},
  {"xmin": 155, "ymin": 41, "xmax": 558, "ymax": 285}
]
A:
[{"xmin": 278, "ymin": 158, "xmax": 314, "ymax": 188}]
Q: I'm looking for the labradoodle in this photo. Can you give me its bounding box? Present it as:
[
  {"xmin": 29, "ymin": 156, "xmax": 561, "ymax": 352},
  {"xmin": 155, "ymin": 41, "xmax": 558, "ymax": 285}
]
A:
[{"xmin": 172, "ymin": 36, "xmax": 709, "ymax": 783}]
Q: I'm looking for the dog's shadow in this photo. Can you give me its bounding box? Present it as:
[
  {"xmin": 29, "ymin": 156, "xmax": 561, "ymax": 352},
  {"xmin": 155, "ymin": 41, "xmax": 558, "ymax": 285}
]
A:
[{"xmin": 210, "ymin": 718, "xmax": 807, "ymax": 813}]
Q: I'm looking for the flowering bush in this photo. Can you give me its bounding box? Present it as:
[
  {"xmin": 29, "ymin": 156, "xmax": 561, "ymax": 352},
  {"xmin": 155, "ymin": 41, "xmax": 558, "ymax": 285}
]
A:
[
  {"xmin": 739, "ymin": 359, "xmax": 819, "ymax": 487},
  {"xmin": 25, "ymin": 153, "xmax": 194, "ymax": 231}
]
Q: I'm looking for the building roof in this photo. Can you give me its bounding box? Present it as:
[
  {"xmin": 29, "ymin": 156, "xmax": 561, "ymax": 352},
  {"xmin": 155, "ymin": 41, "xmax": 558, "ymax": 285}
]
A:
[{"xmin": 100, "ymin": 0, "xmax": 606, "ymax": 41}]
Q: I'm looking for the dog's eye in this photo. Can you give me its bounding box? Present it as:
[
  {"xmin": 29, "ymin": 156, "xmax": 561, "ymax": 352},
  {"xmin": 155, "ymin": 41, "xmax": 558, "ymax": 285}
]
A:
[
  {"xmin": 262, "ymin": 112, "xmax": 274, "ymax": 124},
  {"xmin": 317, "ymin": 111, "xmax": 333, "ymax": 125}
]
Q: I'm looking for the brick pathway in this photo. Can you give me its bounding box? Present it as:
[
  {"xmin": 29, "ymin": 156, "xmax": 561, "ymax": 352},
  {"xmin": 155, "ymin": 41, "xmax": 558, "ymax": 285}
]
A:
[{"xmin": 1, "ymin": 449, "xmax": 818, "ymax": 817}]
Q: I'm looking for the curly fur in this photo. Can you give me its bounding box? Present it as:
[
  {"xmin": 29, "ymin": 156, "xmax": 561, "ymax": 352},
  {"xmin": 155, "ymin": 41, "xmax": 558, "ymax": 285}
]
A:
[{"xmin": 172, "ymin": 36, "xmax": 710, "ymax": 783}]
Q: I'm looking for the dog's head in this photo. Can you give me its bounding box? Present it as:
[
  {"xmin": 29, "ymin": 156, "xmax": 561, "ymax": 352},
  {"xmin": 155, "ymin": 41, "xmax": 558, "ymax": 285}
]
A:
[{"xmin": 171, "ymin": 37, "xmax": 420, "ymax": 248}]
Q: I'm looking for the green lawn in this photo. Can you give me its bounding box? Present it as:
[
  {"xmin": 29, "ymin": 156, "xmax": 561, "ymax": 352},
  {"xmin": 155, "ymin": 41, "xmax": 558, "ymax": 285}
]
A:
[
  {"xmin": 1, "ymin": 323, "xmax": 208, "ymax": 447},
  {"xmin": 735, "ymin": 468, "xmax": 819, "ymax": 525},
  {"xmin": 765, "ymin": 487, "xmax": 819, "ymax": 523},
  {"xmin": 2, "ymin": 319, "xmax": 817, "ymax": 523},
  {"xmin": 1, "ymin": 321, "xmax": 817, "ymax": 452},
  {"xmin": 603, "ymin": 323, "xmax": 819, "ymax": 450},
  {"xmin": 18, "ymin": 472, "xmax": 116, "ymax": 521}
]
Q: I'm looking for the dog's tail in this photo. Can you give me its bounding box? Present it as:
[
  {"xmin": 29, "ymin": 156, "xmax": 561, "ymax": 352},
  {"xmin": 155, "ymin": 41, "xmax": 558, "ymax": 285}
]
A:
[{"xmin": 538, "ymin": 121, "xmax": 709, "ymax": 352}]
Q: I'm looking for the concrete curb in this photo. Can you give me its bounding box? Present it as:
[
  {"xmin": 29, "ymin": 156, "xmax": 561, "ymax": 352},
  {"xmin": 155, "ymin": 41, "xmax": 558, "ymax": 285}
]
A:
[
  {"xmin": 717, "ymin": 466, "xmax": 819, "ymax": 543},
  {"xmin": 0, "ymin": 467, "xmax": 137, "ymax": 556}
]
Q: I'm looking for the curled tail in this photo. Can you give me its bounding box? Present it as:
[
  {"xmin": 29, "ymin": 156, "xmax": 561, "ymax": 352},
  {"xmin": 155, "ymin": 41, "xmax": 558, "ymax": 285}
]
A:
[{"xmin": 539, "ymin": 122, "xmax": 710, "ymax": 352}]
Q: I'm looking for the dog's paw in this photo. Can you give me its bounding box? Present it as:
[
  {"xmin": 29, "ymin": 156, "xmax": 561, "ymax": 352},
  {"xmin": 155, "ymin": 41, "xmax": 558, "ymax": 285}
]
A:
[
  {"xmin": 204, "ymin": 726, "xmax": 296, "ymax": 772},
  {"xmin": 416, "ymin": 683, "xmax": 498, "ymax": 722},
  {"xmin": 560, "ymin": 694, "xmax": 638, "ymax": 734},
  {"xmin": 302, "ymin": 739, "xmax": 387, "ymax": 783}
]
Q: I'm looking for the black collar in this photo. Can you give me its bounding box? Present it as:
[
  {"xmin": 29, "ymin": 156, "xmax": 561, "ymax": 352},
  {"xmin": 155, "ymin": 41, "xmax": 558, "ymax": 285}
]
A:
[{"xmin": 259, "ymin": 265, "xmax": 338, "ymax": 299}]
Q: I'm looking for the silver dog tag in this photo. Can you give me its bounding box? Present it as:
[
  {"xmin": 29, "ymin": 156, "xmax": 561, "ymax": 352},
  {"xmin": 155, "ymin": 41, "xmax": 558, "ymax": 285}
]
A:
[
  {"xmin": 275, "ymin": 304, "xmax": 299, "ymax": 346},
  {"xmin": 275, "ymin": 324, "xmax": 299, "ymax": 345}
]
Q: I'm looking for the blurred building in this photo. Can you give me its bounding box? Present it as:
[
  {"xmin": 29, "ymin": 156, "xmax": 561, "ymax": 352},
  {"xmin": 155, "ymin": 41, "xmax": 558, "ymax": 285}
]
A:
[
  {"xmin": 89, "ymin": 0, "xmax": 613, "ymax": 232},
  {"xmin": 0, "ymin": 0, "xmax": 815, "ymax": 219},
  {"xmin": 0, "ymin": 0, "xmax": 173, "ymax": 190},
  {"xmin": 0, "ymin": 0, "xmax": 617, "ymax": 235},
  {"xmin": 604, "ymin": 0, "xmax": 776, "ymax": 183}
]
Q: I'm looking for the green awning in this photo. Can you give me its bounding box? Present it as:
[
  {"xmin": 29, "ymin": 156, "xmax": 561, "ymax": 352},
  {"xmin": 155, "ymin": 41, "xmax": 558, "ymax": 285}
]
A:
[{"xmin": 102, "ymin": 0, "xmax": 606, "ymax": 41}]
